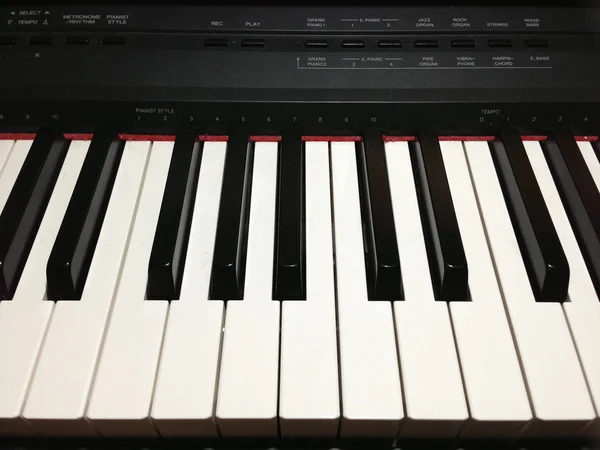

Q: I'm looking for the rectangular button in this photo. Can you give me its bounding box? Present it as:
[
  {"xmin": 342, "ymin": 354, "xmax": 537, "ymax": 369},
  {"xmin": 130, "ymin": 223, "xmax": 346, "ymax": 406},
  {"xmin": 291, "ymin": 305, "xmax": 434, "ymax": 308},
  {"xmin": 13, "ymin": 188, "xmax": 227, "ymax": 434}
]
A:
[
  {"xmin": 411, "ymin": 133, "xmax": 468, "ymax": 301},
  {"xmin": 147, "ymin": 131, "xmax": 203, "ymax": 300},
  {"xmin": 241, "ymin": 39, "xmax": 264, "ymax": 48},
  {"xmin": 451, "ymin": 39, "xmax": 475, "ymax": 48},
  {"xmin": 341, "ymin": 40, "xmax": 365, "ymax": 49},
  {"xmin": 46, "ymin": 131, "xmax": 124, "ymax": 300},
  {"xmin": 488, "ymin": 39, "xmax": 512, "ymax": 48},
  {"xmin": 525, "ymin": 39, "xmax": 549, "ymax": 48},
  {"xmin": 378, "ymin": 40, "xmax": 402, "ymax": 48},
  {"xmin": 102, "ymin": 36, "xmax": 127, "ymax": 46},
  {"xmin": 490, "ymin": 130, "xmax": 569, "ymax": 303},
  {"xmin": 0, "ymin": 37, "xmax": 17, "ymax": 46},
  {"xmin": 305, "ymin": 40, "xmax": 328, "ymax": 48},
  {"xmin": 204, "ymin": 38, "xmax": 228, "ymax": 47},
  {"xmin": 29, "ymin": 36, "xmax": 53, "ymax": 46},
  {"xmin": 65, "ymin": 36, "xmax": 90, "ymax": 45},
  {"xmin": 414, "ymin": 39, "xmax": 438, "ymax": 48}
]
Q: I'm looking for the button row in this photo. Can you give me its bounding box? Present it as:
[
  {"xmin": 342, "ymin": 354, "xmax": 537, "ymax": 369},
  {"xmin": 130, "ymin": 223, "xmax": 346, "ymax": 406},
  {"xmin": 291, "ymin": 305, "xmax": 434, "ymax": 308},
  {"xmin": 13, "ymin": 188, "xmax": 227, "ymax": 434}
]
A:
[
  {"xmin": 0, "ymin": 35, "xmax": 127, "ymax": 46},
  {"xmin": 0, "ymin": 35, "xmax": 550, "ymax": 50}
]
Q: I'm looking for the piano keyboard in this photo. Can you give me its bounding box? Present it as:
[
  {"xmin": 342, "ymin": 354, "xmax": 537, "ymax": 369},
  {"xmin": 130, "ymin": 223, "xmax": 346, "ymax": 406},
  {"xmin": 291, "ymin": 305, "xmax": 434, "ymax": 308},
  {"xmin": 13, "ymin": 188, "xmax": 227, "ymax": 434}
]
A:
[{"xmin": 0, "ymin": 130, "xmax": 599, "ymax": 440}]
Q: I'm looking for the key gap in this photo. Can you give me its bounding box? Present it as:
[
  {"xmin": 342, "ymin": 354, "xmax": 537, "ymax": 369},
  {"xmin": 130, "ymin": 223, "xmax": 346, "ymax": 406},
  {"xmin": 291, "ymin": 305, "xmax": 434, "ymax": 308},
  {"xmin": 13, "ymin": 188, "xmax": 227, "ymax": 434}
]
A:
[
  {"xmin": 236, "ymin": 142, "xmax": 254, "ymax": 300},
  {"xmin": 212, "ymin": 306, "xmax": 227, "ymax": 438},
  {"xmin": 148, "ymin": 308, "xmax": 171, "ymax": 436},
  {"xmin": 21, "ymin": 302, "xmax": 58, "ymax": 408},
  {"xmin": 276, "ymin": 299, "xmax": 283, "ymax": 437},
  {"xmin": 390, "ymin": 296, "xmax": 407, "ymax": 439},
  {"xmin": 327, "ymin": 142, "xmax": 344, "ymax": 440},
  {"xmin": 272, "ymin": 141, "xmax": 282, "ymax": 300}
]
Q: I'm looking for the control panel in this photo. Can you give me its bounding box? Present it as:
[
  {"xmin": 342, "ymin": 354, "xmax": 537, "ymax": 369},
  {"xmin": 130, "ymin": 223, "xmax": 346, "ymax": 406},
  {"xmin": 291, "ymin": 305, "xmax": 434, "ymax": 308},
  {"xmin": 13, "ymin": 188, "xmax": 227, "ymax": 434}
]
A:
[{"xmin": 0, "ymin": 5, "xmax": 599, "ymax": 34}]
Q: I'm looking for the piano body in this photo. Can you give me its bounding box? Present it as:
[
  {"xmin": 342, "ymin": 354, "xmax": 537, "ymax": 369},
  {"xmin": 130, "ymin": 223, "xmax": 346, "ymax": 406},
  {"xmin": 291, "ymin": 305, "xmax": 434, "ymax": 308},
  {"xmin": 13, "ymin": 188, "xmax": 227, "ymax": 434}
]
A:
[{"xmin": 0, "ymin": 1, "xmax": 599, "ymax": 449}]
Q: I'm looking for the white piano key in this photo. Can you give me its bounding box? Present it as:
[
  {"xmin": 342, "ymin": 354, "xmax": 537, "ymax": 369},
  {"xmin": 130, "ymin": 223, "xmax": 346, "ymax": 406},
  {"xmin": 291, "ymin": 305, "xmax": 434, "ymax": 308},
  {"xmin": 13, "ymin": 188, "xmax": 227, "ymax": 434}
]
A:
[
  {"xmin": 216, "ymin": 141, "xmax": 280, "ymax": 437},
  {"xmin": 85, "ymin": 141, "xmax": 173, "ymax": 437},
  {"xmin": 22, "ymin": 141, "xmax": 150, "ymax": 437},
  {"xmin": 279, "ymin": 141, "xmax": 339, "ymax": 437},
  {"xmin": 440, "ymin": 140, "xmax": 532, "ymax": 438},
  {"xmin": 384, "ymin": 141, "xmax": 467, "ymax": 438},
  {"xmin": 578, "ymin": 141, "xmax": 600, "ymax": 193},
  {"xmin": 464, "ymin": 140, "xmax": 595, "ymax": 438},
  {"xmin": 524, "ymin": 140, "xmax": 600, "ymax": 436},
  {"xmin": 0, "ymin": 141, "xmax": 88, "ymax": 436},
  {"xmin": 330, "ymin": 141, "xmax": 403, "ymax": 437},
  {"xmin": 151, "ymin": 141, "xmax": 227, "ymax": 437},
  {"xmin": 0, "ymin": 140, "xmax": 15, "ymax": 179},
  {"xmin": 0, "ymin": 140, "xmax": 32, "ymax": 213}
]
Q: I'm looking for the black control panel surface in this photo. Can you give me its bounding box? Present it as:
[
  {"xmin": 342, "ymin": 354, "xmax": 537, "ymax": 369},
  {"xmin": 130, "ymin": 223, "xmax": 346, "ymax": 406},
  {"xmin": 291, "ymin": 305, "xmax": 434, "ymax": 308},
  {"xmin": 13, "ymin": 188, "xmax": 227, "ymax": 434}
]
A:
[
  {"xmin": 1, "ymin": 6, "xmax": 599, "ymax": 34},
  {"xmin": 0, "ymin": 6, "xmax": 598, "ymax": 135}
]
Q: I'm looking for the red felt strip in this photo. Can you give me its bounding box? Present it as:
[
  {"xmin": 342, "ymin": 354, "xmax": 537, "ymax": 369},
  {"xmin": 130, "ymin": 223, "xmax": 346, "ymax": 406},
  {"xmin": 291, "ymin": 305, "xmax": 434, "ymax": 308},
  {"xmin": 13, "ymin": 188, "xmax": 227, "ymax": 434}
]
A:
[
  {"xmin": 439, "ymin": 135, "xmax": 495, "ymax": 141},
  {"xmin": 63, "ymin": 133, "xmax": 93, "ymax": 141},
  {"xmin": 249, "ymin": 135, "xmax": 282, "ymax": 142},
  {"xmin": 118, "ymin": 134, "xmax": 177, "ymax": 141},
  {"xmin": 198, "ymin": 135, "xmax": 229, "ymax": 142},
  {"xmin": 302, "ymin": 135, "xmax": 363, "ymax": 142},
  {"xmin": 0, "ymin": 133, "xmax": 36, "ymax": 140},
  {"xmin": 521, "ymin": 135, "xmax": 547, "ymax": 141},
  {"xmin": 382, "ymin": 135, "xmax": 416, "ymax": 142}
]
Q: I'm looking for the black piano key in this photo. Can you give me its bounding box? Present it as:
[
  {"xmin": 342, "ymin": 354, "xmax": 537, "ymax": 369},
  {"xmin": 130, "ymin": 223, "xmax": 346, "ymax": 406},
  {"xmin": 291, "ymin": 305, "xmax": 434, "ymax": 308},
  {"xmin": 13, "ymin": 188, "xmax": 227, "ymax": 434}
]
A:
[
  {"xmin": 357, "ymin": 130, "xmax": 403, "ymax": 300},
  {"xmin": 411, "ymin": 133, "xmax": 468, "ymax": 301},
  {"xmin": 273, "ymin": 132, "xmax": 305, "ymax": 300},
  {"xmin": 147, "ymin": 132, "xmax": 202, "ymax": 300},
  {"xmin": 490, "ymin": 130, "xmax": 569, "ymax": 303},
  {"xmin": 0, "ymin": 130, "xmax": 69, "ymax": 300},
  {"xmin": 210, "ymin": 133, "xmax": 253, "ymax": 300},
  {"xmin": 543, "ymin": 130, "xmax": 600, "ymax": 298},
  {"xmin": 47, "ymin": 132, "xmax": 124, "ymax": 301}
]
